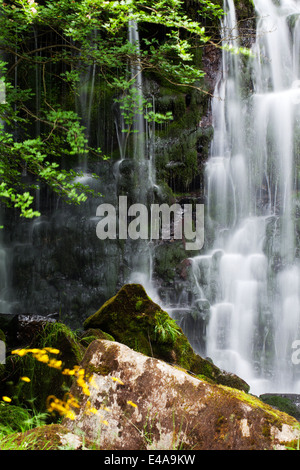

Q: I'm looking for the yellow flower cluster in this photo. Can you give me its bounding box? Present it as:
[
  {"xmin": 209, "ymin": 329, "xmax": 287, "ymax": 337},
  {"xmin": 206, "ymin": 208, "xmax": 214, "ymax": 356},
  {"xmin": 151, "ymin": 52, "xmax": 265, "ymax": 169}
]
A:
[
  {"xmin": 4, "ymin": 346, "xmax": 136, "ymax": 426},
  {"xmin": 46, "ymin": 393, "xmax": 80, "ymax": 420},
  {"xmin": 12, "ymin": 347, "xmax": 62, "ymax": 369},
  {"xmin": 75, "ymin": 367, "xmax": 90, "ymax": 396},
  {"xmin": 45, "ymin": 378, "xmax": 110, "ymax": 426},
  {"xmin": 49, "ymin": 364, "xmax": 110, "ymax": 424},
  {"xmin": 62, "ymin": 365, "xmax": 92, "ymax": 396}
]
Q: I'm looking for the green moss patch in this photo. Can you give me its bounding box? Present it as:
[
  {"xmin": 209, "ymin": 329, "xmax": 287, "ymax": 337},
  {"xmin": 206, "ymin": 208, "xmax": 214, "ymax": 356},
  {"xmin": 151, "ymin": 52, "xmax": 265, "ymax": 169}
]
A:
[
  {"xmin": 260, "ymin": 394, "xmax": 300, "ymax": 421},
  {"xmin": 0, "ymin": 423, "xmax": 100, "ymax": 450}
]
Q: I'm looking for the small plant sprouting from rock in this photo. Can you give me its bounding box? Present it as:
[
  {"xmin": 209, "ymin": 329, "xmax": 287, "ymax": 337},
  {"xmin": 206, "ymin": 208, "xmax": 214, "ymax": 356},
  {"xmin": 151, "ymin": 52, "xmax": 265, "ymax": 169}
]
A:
[
  {"xmin": 154, "ymin": 313, "xmax": 182, "ymax": 343},
  {"xmin": 135, "ymin": 300, "xmax": 144, "ymax": 311}
]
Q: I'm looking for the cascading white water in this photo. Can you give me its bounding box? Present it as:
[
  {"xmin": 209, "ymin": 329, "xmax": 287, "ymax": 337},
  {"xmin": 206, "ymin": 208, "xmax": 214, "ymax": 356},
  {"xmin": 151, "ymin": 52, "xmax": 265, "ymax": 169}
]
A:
[
  {"xmin": 114, "ymin": 20, "xmax": 158, "ymax": 297},
  {"xmin": 190, "ymin": 0, "xmax": 300, "ymax": 395},
  {"xmin": 128, "ymin": 20, "xmax": 146, "ymax": 167}
]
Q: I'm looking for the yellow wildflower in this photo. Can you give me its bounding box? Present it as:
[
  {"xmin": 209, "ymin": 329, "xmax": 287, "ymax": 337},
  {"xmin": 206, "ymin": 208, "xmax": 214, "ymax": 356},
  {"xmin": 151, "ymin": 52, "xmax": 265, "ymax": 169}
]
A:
[
  {"xmin": 36, "ymin": 354, "xmax": 49, "ymax": 364},
  {"xmin": 48, "ymin": 359, "xmax": 62, "ymax": 369},
  {"xmin": 85, "ymin": 400, "xmax": 99, "ymax": 415},
  {"xmin": 77, "ymin": 377, "xmax": 90, "ymax": 396},
  {"xmin": 111, "ymin": 377, "xmax": 124, "ymax": 385},
  {"xmin": 100, "ymin": 405, "xmax": 111, "ymax": 412},
  {"xmin": 46, "ymin": 395, "xmax": 77, "ymax": 420},
  {"xmin": 11, "ymin": 349, "xmax": 28, "ymax": 356},
  {"xmin": 62, "ymin": 368, "xmax": 75, "ymax": 375},
  {"xmin": 73, "ymin": 368, "xmax": 90, "ymax": 396},
  {"xmin": 44, "ymin": 347, "xmax": 60, "ymax": 354},
  {"xmin": 29, "ymin": 348, "xmax": 44, "ymax": 354},
  {"xmin": 127, "ymin": 400, "xmax": 138, "ymax": 408},
  {"xmin": 20, "ymin": 376, "xmax": 31, "ymax": 382},
  {"xmin": 65, "ymin": 410, "xmax": 76, "ymax": 420},
  {"xmin": 36, "ymin": 354, "xmax": 49, "ymax": 363},
  {"xmin": 64, "ymin": 393, "xmax": 80, "ymax": 408},
  {"xmin": 2, "ymin": 396, "xmax": 11, "ymax": 402}
]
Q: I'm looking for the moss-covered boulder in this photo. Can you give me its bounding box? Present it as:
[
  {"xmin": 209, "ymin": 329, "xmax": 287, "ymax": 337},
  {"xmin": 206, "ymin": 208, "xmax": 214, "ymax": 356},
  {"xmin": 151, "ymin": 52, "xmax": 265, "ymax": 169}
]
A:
[
  {"xmin": 83, "ymin": 284, "xmax": 249, "ymax": 392},
  {"xmin": 79, "ymin": 328, "xmax": 115, "ymax": 348}
]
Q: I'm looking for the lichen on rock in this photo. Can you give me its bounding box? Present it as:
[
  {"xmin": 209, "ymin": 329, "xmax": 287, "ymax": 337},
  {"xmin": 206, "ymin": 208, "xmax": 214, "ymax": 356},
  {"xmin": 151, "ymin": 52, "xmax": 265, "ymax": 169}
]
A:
[{"xmin": 63, "ymin": 339, "xmax": 300, "ymax": 450}]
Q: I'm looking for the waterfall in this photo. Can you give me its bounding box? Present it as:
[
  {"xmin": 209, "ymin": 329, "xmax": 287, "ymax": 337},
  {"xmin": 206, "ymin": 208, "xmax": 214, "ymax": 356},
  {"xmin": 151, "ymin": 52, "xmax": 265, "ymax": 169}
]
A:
[
  {"xmin": 190, "ymin": 0, "xmax": 300, "ymax": 395},
  {"xmin": 114, "ymin": 20, "xmax": 158, "ymax": 298},
  {"xmin": 128, "ymin": 20, "xmax": 146, "ymax": 167}
]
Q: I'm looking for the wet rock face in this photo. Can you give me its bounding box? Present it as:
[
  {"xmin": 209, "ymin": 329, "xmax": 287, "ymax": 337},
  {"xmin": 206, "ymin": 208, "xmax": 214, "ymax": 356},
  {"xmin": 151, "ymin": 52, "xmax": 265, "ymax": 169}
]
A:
[
  {"xmin": 63, "ymin": 339, "xmax": 300, "ymax": 450},
  {"xmin": 202, "ymin": 44, "xmax": 222, "ymax": 98},
  {"xmin": 0, "ymin": 313, "xmax": 58, "ymax": 348}
]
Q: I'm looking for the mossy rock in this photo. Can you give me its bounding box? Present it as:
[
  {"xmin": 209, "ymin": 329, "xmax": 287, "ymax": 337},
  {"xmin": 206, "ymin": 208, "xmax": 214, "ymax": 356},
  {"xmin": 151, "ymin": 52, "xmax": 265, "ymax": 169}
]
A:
[
  {"xmin": 260, "ymin": 394, "xmax": 300, "ymax": 421},
  {"xmin": 79, "ymin": 328, "xmax": 115, "ymax": 347},
  {"xmin": 37, "ymin": 322, "xmax": 85, "ymax": 367},
  {"xmin": 0, "ymin": 423, "xmax": 100, "ymax": 450},
  {"xmin": 83, "ymin": 284, "xmax": 250, "ymax": 392}
]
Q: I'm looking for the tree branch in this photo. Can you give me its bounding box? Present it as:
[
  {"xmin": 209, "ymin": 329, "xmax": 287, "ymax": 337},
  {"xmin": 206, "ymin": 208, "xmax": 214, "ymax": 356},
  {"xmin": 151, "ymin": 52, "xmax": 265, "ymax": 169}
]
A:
[{"xmin": 5, "ymin": 43, "xmax": 82, "ymax": 75}]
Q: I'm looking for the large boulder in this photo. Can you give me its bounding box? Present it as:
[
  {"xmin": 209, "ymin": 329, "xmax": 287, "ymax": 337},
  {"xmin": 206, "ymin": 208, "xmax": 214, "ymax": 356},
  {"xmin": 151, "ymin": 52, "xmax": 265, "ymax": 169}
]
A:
[
  {"xmin": 83, "ymin": 284, "xmax": 249, "ymax": 392},
  {"xmin": 63, "ymin": 339, "xmax": 300, "ymax": 450}
]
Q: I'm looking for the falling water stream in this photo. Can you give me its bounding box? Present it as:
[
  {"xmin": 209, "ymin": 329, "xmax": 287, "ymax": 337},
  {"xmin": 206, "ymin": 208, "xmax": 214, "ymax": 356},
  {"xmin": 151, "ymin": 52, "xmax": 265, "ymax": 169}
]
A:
[
  {"xmin": 114, "ymin": 20, "xmax": 158, "ymax": 298},
  {"xmin": 189, "ymin": 0, "xmax": 300, "ymax": 395}
]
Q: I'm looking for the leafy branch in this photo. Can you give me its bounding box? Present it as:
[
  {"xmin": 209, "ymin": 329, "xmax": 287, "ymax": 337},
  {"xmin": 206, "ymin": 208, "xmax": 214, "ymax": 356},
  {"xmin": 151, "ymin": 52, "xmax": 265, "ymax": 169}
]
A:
[{"xmin": 0, "ymin": 0, "xmax": 228, "ymax": 218}]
